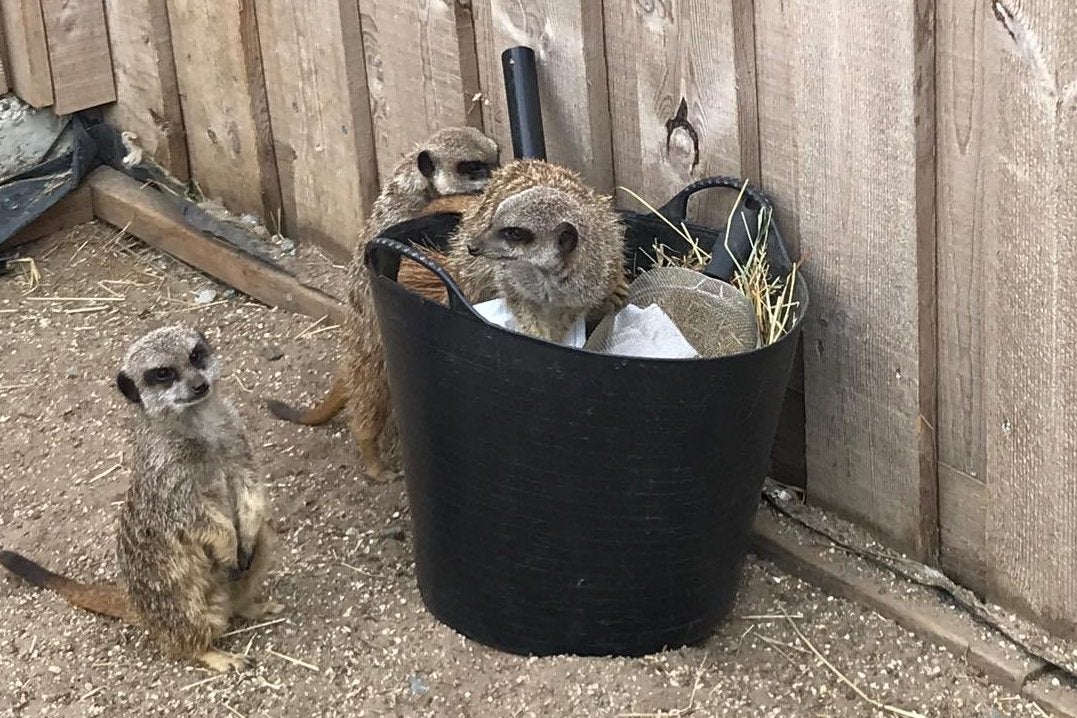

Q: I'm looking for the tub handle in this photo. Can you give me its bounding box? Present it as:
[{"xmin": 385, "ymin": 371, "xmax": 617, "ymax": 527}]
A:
[
  {"xmin": 657, "ymin": 175, "xmax": 774, "ymax": 225},
  {"xmin": 364, "ymin": 237, "xmax": 480, "ymax": 318}
]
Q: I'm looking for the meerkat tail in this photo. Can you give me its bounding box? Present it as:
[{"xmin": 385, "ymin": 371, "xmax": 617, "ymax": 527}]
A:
[
  {"xmin": 0, "ymin": 550, "xmax": 135, "ymax": 622},
  {"xmin": 265, "ymin": 375, "xmax": 349, "ymax": 426}
]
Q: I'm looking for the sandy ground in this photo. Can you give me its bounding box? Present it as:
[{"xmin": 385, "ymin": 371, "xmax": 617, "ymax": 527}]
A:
[{"xmin": 0, "ymin": 223, "xmax": 1051, "ymax": 717}]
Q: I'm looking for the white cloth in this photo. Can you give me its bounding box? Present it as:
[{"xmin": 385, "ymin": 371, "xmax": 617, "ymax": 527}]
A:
[
  {"xmin": 473, "ymin": 298, "xmax": 587, "ymax": 348},
  {"xmin": 601, "ymin": 303, "xmax": 699, "ymax": 359}
]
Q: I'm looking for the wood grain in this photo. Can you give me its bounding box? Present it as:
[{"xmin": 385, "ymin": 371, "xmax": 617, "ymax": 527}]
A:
[
  {"xmin": 358, "ymin": 0, "xmax": 469, "ymax": 179},
  {"xmin": 603, "ymin": 0, "xmax": 746, "ymax": 226},
  {"xmin": 935, "ymin": 0, "xmax": 996, "ymax": 592},
  {"xmin": 166, "ymin": 0, "xmax": 281, "ymax": 222},
  {"xmin": 88, "ymin": 167, "xmax": 345, "ymax": 325},
  {"xmin": 101, "ymin": 0, "xmax": 189, "ymax": 179},
  {"xmin": 40, "ymin": 0, "xmax": 116, "ymax": 114},
  {"xmin": 984, "ymin": 0, "xmax": 1077, "ymax": 633},
  {"xmin": 472, "ymin": 0, "xmax": 613, "ymax": 192},
  {"xmin": 765, "ymin": 0, "xmax": 938, "ymax": 559},
  {"xmin": 0, "ymin": 0, "xmax": 52, "ymax": 106},
  {"xmin": 0, "ymin": 8, "xmax": 9, "ymax": 93},
  {"xmin": 255, "ymin": 0, "xmax": 378, "ymax": 261}
]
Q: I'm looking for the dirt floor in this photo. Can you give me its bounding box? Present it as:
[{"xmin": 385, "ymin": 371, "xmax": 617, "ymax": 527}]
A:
[{"xmin": 0, "ymin": 223, "xmax": 1052, "ymax": 717}]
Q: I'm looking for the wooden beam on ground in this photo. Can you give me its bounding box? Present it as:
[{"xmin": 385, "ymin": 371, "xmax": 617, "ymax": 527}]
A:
[
  {"xmin": 0, "ymin": 0, "xmax": 53, "ymax": 106},
  {"xmin": 472, "ymin": 0, "xmax": 613, "ymax": 192},
  {"xmin": 357, "ymin": 0, "xmax": 471, "ymax": 180},
  {"xmin": 751, "ymin": 509, "xmax": 1048, "ymax": 694},
  {"xmin": 87, "ymin": 167, "xmax": 345, "ymax": 325},
  {"xmin": 754, "ymin": 0, "xmax": 938, "ymax": 561},
  {"xmin": 102, "ymin": 0, "xmax": 189, "ymax": 180},
  {"xmin": 39, "ymin": 0, "xmax": 116, "ymax": 114},
  {"xmin": 254, "ymin": 0, "xmax": 378, "ymax": 261},
  {"xmin": 166, "ymin": 0, "xmax": 282, "ymax": 223},
  {"xmin": 4, "ymin": 185, "xmax": 94, "ymax": 249},
  {"xmin": 604, "ymin": 1, "xmax": 750, "ymax": 227}
]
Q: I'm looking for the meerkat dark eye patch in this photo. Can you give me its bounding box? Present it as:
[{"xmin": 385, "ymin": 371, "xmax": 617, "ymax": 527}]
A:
[
  {"xmin": 116, "ymin": 372, "xmax": 141, "ymax": 404},
  {"xmin": 498, "ymin": 226, "xmax": 534, "ymax": 244},
  {"xmin": 417, "ymin": 150, "xmax": 436, "ymax": 179},
  {"xmin": 189, "ymin": 342, "xmax": 209, "ymax": 369},
  {"xmin": 556, "ymin": 223, "xmax": 579, "ymax": 255},
  {"xmin": 456, "ymin": 160, "xmax": 490, "ymax": 180},
  {"xmin": 144, "ymin": 366, "xmax": 177, "ymax": 386}
]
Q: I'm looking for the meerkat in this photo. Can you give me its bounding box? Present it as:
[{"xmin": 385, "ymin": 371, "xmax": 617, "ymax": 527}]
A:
[
  {"xmin": 448, "ymin": 159, "xmax": 629, "ymax": 342},
  {"xmin": 340, "ymin": 159, "xmax": 629, "ymax": 478},
  {"xmin": 0, "ymin": 325, "xmax": 281, "ymax": 673},
  {"xmin": 265, "ymin": 126, "xmax": 499, "ymax": 433}
]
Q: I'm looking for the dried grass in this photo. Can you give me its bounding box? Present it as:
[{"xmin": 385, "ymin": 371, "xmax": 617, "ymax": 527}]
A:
[{"xmin": 619, "ymin": 183, "xmax": 801, "ymax": 346}]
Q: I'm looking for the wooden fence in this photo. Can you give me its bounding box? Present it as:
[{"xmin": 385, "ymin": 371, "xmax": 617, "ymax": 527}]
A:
[{"xmin": 1, "ymin": 0, "xmax": 1076, "ymax": 639}]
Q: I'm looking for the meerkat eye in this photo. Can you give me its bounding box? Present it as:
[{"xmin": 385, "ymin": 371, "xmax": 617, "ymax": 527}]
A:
[
  {"xmin": 556, "ymin": 224, "xmax": 579, "ymax": 254},
  {"xmin": 144, "ymin": 367, "xmax": 177, "ymax": 386},
  {"xmin": 499, "ymin": 226, "xmax": 534, "ymax": 244},
  {"xmin": 456, "ymin": 160, "xmax": 489, "ymax": 180},
  {"xmin": 189, "ymin": 344, "xmax": 208, "ymax": 369}
]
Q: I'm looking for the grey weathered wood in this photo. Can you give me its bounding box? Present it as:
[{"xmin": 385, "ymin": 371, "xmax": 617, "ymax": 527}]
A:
[
  {"xmin": 255, "ymin": 0, "xmax": 378, "ymax": 261},
  {"xmin": 358, "ymin": 0, "xmax": 470, "ymax": 180},
  {"xmin": 40, "ymin": 0, "xmax": 116, "ymax": 114},
  {"xmin": 759, "ymin": 0, "xmax": 938, "ymax": 560},
  {"xmin": 472, "ymin": 0, "xmax": 613, "ymax": 192},
  {"xmin": 984, "ymin": 0, "xmax": 1077, "ymax": 634},
  {"xmin": 0, "ymin": 0, "xmax": 52, "ymax": 106},
  {"xmin": 102, "ymin": 0, "xmax": 189, "ymax": 179},
  {"xmin": 604, "ymin": 0, "xmax": 745, "ymax": 226},
  {"xmin": 166, "ymin": 0, "xmax": 281, "ymax": 222}
]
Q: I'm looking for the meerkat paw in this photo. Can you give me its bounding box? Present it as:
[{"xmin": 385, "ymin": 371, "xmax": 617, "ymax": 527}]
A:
[
  {"xmin": 198, "ymin": 649, "xmax": 253, "ymax": 673},
  {"xmin": 237, "ymin": 600, "xmax": 286, "ymax": 620}
]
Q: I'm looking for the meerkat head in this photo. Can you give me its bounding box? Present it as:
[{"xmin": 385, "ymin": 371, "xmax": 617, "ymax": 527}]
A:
[
  {"xmin": 413, "ymin": 126, "xmax": 499, "ymax": 197},
  {"xmin": 466, "ymin": 186, "xmax": 599, "ymax": 301},
  {"xmin": 115, "ymin": 324, "xmax": 221, "ymax": 417}
]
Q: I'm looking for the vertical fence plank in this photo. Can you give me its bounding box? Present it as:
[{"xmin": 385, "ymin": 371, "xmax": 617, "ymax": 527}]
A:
[
  {"xmin": 166, "ymin": 0, "xmax": 281, "ymax": 221},
  {"xmin": 102, "ymin": 0, "xmax": 189, "ymax": 179},
  {"xmin": 358, "ymin": 0, "xmax": 470, "ymax": 178},
  {"xmin": 0, "ymin": 8, "xmax": 10, "ymax": 93},
  {"xmin": 984, "ymin": 0, "xmax": 1077, "ymax": 633},
  {"xmin": 255, "ymin": 0, "xmax": 378, "ymax": 260},
  {"xmin": 40, "ymin": 0, "xmax": 116, "ymax": 114},
  {"xmin": 755, "ymin": 0, "xmax": 938, "ymax": 559},
  {"xmin": 472, "ymin": 0, "xmax": 613, "ymax": 191},
  {"xmin": 603, "ymin": 0, "xmax": 746, "ymax": 226},
  {"xmin": 0, "ymin": 0, "xmax": 52, "ymax": 106},
  {"xmin": 935, "ymin": 0, "xmax": 995, "ymax": 594}
]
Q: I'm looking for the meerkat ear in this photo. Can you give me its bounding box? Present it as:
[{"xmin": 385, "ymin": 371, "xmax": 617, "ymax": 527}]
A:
[
  {"xmin": 555, "ymin": 222, "xmax": 579, "ymax": 255},
  {"xmin": 116, "ymin": 372, "xmax": 141, "ymax": 404},
  {"xmin": 416, "ymin": 150, "xmax": 435, "ymax": 179}
]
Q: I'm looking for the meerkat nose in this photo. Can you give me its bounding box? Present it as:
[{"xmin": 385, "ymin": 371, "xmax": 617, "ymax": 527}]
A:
[
  {"xmin": 467, "ymin": 245, "xmax": 480, "ymax": 256},
  {"xmin": 190, "ymin": 379, "xmax": 209, "ymax": 397}
]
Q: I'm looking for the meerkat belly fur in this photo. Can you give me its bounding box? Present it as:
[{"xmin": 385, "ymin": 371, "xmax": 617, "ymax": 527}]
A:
[
  {"xmin": 265, "ymin": 127, "xmax": 499, "ymax": 477},
  {"xmin": 1, "ymin": 325, "xmax": 282, "ymax": 673}
]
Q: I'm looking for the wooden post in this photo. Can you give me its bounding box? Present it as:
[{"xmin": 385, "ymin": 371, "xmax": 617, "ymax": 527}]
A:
[
  {"xmin": 0, "ymin": 0, "xmax": 53, "ymax": 106},
  {"xmin": 39, "ymin": 0, "xmax": 116, "ymax": 114}
]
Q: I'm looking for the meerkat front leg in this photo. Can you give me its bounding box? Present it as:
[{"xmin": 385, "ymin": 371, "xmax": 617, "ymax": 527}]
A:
[
  {"xmin": 199, "ymin": 513, "xmax": 241, "ymax": 577},
  {"xmin": 232, "ymin": 524, "xmax": 284, "ymax": 619}
]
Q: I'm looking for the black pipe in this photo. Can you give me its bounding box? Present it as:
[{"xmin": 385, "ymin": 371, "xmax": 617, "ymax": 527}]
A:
[{"xmin": 501, "ymin": 46, "xmax": 546, "ymax": 161}]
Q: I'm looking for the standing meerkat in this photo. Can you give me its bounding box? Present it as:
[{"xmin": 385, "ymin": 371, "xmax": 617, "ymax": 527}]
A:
[
  {"xmin": 0, "ymin": 325, "xmax": 281, "ymax": 673},
  {"xmin": 265, "ymin": 126, "xmax": 499, "ymax": 434},
  {"xmin": 344, "ymin": 159, "xmax": 629, "ymax": 478}
]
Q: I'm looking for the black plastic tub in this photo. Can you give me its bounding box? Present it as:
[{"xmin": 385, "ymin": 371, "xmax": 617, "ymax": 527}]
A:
[{"xmin": 364, "ymin": 178, "xmax": 808, "ymax": 657}]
